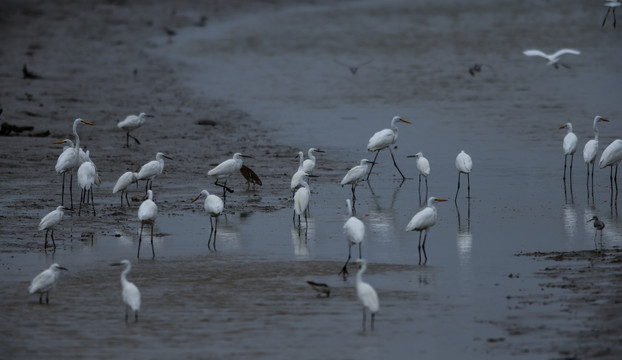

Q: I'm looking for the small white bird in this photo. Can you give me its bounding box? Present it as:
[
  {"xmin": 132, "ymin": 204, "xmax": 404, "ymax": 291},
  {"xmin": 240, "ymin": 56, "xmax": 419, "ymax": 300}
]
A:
[
  {"xmin": 523, "ymin": 49, "xmax": 580, "ymax": 69},
  {"xmin": 293, "ymin": 177, "xmax": 311, "ymax": 227},
  {"xmin": 208, "ymin": 152, "xmax": 252, "ymax": 201},
  {"xmin": 29, "ymin": 263, "xmax": 68, "ymax": 304},
  {"xmin": 117, "ymin": 112, "xmax": 153, "ymax": 147},
  {"xmin": 192, "ymin": 189, "xmax": 224, "ymax": 250},
  {"xmin": 77, "ymin": 150, "xmax": 100, "ymax": 216},
  {"xmin": 602, "ymin": 1, "xmax": 621, "ymax": 28},
  {"xmin": 38, "ymin": 206, "xmax": 64, "ymax": 249},
  {"xmin": 560, "ymin": 123, "xmax": 578, "ymax": 181},
  {"xmin": 355, "ymin": 259, "xmax": 379, "ymax": 331},
  {"xmin": 583, "ymin": 116, "xmax": 609, "ymax": 186},
  {"xmin": 339, "ymin": 199, "xmax": 365, "ymax": 279},
  {"xmin": 599, "ymin": 139, "xmax": 622, "ymax": 191},
  {"xmin": 405, "ymin": 197, "xmax": 447, "ymax": 265},
  {"xmin": 366, "ymin": 116, "xmax": 411, "ymax": 180},
  {"xmin": 302, "ymin": 147, "xmax": 325, "ymax": 174},
  {"xmin": 112, "ymin": 171, "xmax": 139, "ymax": 207},
  {"xmin": 138, "ymin": 190, "xmax": 158, "ymax": 259},
  {"xmin": 341, "ymin": 159, "xmax": 374, "ymax": 202},
  {"xmin": 290, "ymin": 151, "xmax": 307, "ymax": 194},
  {"xmin": 111, "ymin": 260, "xmax": 141, "ymax": 322},
  {"xmin": 455, "ymin": 151, "xmax": 473, "ymax": 200},
  {"xmin": 408, "ymin": 152, "xmax": 431, "ymax": 199},
  {"xmin": 137, "ymin": 152, "xmax": 172, "ymax": 192}
]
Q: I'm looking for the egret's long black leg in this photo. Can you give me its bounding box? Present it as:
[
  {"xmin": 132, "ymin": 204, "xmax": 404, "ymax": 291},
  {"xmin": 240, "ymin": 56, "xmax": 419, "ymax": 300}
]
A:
[
  {"xmin": 455, "ymin": 172, "xmax": 461, "ymax": 202},
  {"xmin": 388, "ymin": 147, "xmax": 406, "ymax": 179},
  {"xmin": 339, "ymin": 245, "xmax": 352, "ymax": 278},
  {"xmin": 137, "ymin": 223, "xmax": 144, "ymax": 258},
  {"xmin": 150, "ymin": 224, "xmax": 155, "ymax": 259},
  {"xmin": 366, "ymin": 151, "xmax": 380, "ymax": 180},
  {"xmin": 603, "ymin": 8, "xmax": 611, "ymax": 27}
]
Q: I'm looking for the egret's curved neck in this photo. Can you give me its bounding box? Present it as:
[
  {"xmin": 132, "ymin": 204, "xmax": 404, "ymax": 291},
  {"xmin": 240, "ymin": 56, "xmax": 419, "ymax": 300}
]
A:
[
  {"xmin": 308, "ymin": 149, "xmax": 316, "ymax": 161},
  {"xmin": 73, "ymin": 120, "xmax": 81, "ymax": 150},
  {"xmin": 593, "ymin": 118, "xmax": 600, "ymax": 141},
  {"xmin": 121, "ymin": 263, "xmax": 132, "ymax": 286},
  {"xmin": 298, "ymin": 153, "xmax": 304, "ymax": 170},
  {"xmin": 356, "ymin": 262, "xmax": 367, "ymax": 285}
]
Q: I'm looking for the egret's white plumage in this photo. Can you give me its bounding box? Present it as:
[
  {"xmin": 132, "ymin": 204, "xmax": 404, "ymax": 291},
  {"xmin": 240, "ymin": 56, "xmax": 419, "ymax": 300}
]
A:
[
  {"xmin": 293, "ymin": 178, "xmax": 310, "ymax": 226},
  {"xmin": 208, "ymin": 152, "xmax": 251, "ymax": 200},
  {"xmin": 523, "ymin": 48, "xmax": 580, "ymax": 68},
  {"xmin": 302, "ymin": 147, "xmax": 324, "ymax": 174},
  {"xmin": 455, "ymin": 150, "xmax": 472, "ymax": 200},
  {"xmin": 355, "ymin": 259, "xmax": 379, "ymax": 331},
  {"xmin": 113, "ymin": 171, "xmax": 139, "ymax": 207},
  {"xmin": 137, "ymin": 152, "xmax": 172, "ymax": 191},
  {"xmin": 192, "ymin": 189, "xmax": 224, "ymax": 249},
  {"xmin": 341, "ymin": 158, "xmax": 373, "ymax": 201},
  {"xmin": 111, "ymin": 260, "xmax": 141, "ymax": 322},
  {"xmin": 366, "ymin": 116, "xmax": 411, "ymax": 180},
  {"xmin": 118, "ymin": 112, "xmax": 152, "ymax": 147},
  {"xmin": 29, "ymin": 263, "xmax": 68, "ymax": 304},
  {"xmin": 560, "ymin": 123, "xmax": 578, "ymax": 181},
  {"xmin": 405, "ymin": 197, "xmax": 447, "ymax": 264},
  {"xmin": 77, "ymin": 150, "xmax": 100, "ymax": 216},
  {"xmin": 291, "ymin": 151, "xmax": 307, "ymax": 192},
  {"xmin": 138, "ymin": 190, "xmax": 158, "ymax": 258},
  {"xmin": 583, "ymin": 116, "xmax": 609, "ymax": 186},
  {"xmin": 339, "ymin": 199, "xmax": 365, "ymax": 278},
  {"xmin": 38, "ymin": 206, "xmax": 64, "ymax": 249},
  {"xmin": 599, "ymin": 139, "xmax": 622, "ymax": 169},
  {"xmin": 409, "ymin": 152, "xmax": 430, "ymax": 198}
]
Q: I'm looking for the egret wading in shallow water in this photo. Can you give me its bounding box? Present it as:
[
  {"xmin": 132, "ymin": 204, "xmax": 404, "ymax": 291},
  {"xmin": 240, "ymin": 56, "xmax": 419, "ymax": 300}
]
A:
[
  {"xmin": 408, "ymin": 152, "xmax": 430, "ymax": 200},
  {"xmin": 366, "ymin": 116, "xmax": 411, "ymax": 180},
  {"xmin": 560, "ymin": 123, "xmax": 578, "ymax": 181},
  {"xmin": 338, "ymin": 199, "xmax": 365, "ymax": 279},
  {"xmin": 405, "ymin": 197, "xmax": 447, "ymax": 265},
  {"xmin": 455, "ymin": 151, "xmax": 472, "ymax": 201},
  {"xmin": 587, "ymin": 216, "xmax": 605, "ymax": 250},
  {"xmin": 111, "ymin": 260, "xmax": 141, "ymax": 322},
  {"xmin": 293, "ymin": 177, "xmax": 311, "ymax": 227},
  {"xmin": 602, "ymin": 1, "xmax": 621, "ymax": 28},
  {"xmin": 117, "ymin": 112, "xmax": 153, "ymax": 147},
  {"xmin": 208, "ymin": 152, "xmax": 252, "ymax": 202},
  {"xmin": 192, "ymin": 190, "xmax": 224, "ymax": 250},
  {"xmin": 137, "ymin": 190, "xmax": 157, "ymax": 259},
  {"xmin": 77, "ymin": 150, "xmax": 100, "ymax": 216},
  {"xmin": 599, "ymin": 139, "xmax": 622, "ymax": 193},
  {"xmin": 113, "ymin": 171, "xmax": 139, "ymax": 207},
  {"xmin": 341, "ymin": 159, "xmax": 374, "ymax": 204},
  {"xmin": 355, "ymin": 259, "xmax": 379, "ymax": 331},
  {"xmin": 54, "ymin": 118, "xmax": 95, "ymax": 208},
  {"xmin": 29, "ymin": 263, "xmax": 68, "ymax": 304},
  {"xmin": 137, "ymin": 152, "xmax": 172, "ymax": 193},
  {"xmin": 522, "ymin": 48, "xmax": 581, "ymax": 69},
  {"xmin": 38, "ymin": 206, "xmax": 64, "ymax": 249},
  {"xmin": 583, "ymin": 116, "xmax": 609, "ymax": 189}
]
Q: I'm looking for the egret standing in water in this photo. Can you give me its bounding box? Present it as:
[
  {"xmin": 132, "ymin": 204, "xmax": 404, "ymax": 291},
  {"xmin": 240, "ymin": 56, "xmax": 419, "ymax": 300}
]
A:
[
  {"xmin": 455, "ymin": 151, "xmax": 472, "ymax": 201},
  {"xmin": 339, "ymin": 199, "xmax": 365, "ymax": 279},
  {"xmin": 117, "ymin": 112, "xmax": 153, "ymax": 147},
  {"xmin": 341, "ymin": 159, "xmax": 374, "ymax": 203},
  {"xmin": 560, "ymin": 123, "xmax": 578, "ymax": 181},
  {"xmin": 208, "ymin": 152, "xmax": 252, "ymax": 202},
  {"xmin": 137, "ymin": 152, "xmax": 172, "ymax": 193},
  {"xmin": 599, "ymin": 139, "xmax": 622, "ymax": 193},
  {"xmin": 192, "ymin": 189, "xmax": 224, "ymax": 250},
  {"xmin": 113, "ymin": 171, "xmax": 139, "ymax": 207},
  {"xmin": 522, "ymin": 49, "xmax": 581, "ymax": 69},
  {"xmin": 355, "ymin": 259, "xmax": 379, "ymax": 331},
  {"xmin": 137, "ymin": 190, "xmax": 157, "ymax": 259},
  {"xmin": 405, "ymin": 197, "xmax": 447, "ymax": 265},
  {"xmin": 293, "ymin": 176, "xmax": 311, "ymax": 227},
  {"xmin": 38, "ymin": 206, "xmax": 64, "ymax": 249},
  {"xmin": 77, "ymin": 150, "xmax": 100, "ymax": 216},
  {"xmin": 111, "ymin": 260, "xmax": 141, "ymax": 322},
  {"xmin": 366, "ymin": 116, "xmax": 411, "ymax": 180},
  {"xmin": 408, "ymin": 152, "xmax": 430, "ymax": 200},
  {"xmin": 29, "ymin": 263, "xmax": 68, "ymax": 304},
  {"xmin": 587, "ymin": 216, "xmax": 605, "ymax": 250},
  {"xmin": 583, "ymin": 116, "xmax": 609, "ymax": 189}
]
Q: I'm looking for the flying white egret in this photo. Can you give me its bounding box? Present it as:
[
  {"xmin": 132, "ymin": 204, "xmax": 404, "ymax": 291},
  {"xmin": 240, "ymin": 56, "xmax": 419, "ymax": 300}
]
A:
[
  {"xmin": 583, "ymin": 116, "xmax": 609, "ymax": 187},
  {"xmin": 113, "ymin": 171, "xmax": 139, "ymax": 207},
  {"xmin": 208, "ymin": 152, "xmax": 252, "ymax": 201},
  {"xmin": 38, "ymin": 206, "xmax": 64, "ymax": 249},
  {"xmin": 408, "ymin": 152, "xmax": 431, "ymax": 200},
  {"xmin": 290, "ymin": 151, "xmax": 306, "ymax": 194},
  {"xmin": 560, "ymin": 123, "xmax": 578, "ymax": 181},
  {"xmin": 77, "ymin": 150, "xmax": 100, "ymax": 216},
  {"xmin": 455, "ymin": 151, "xmax": 472, "ymax": 200},
  {"xmin": 587, "ymin": 216, "xmax": 605, "ymax": 250},
  {"xmin": 117, "ymin": 112, "xmax": 153, "ymax": 147},
  {"xmin": 239, "ymin": 165, "xmax": 262, "ymax": 190},
  {"xmin": 302, "ymin": 147, "xmax": 325, "ymax": 174},
  {"xmin": 137, "ymin": 152, "xmax": 172, "ymax": 192},
  {"xmin": 192, "ymin": 189, "xmax": 224, "ymax": 250},
  {"xmin": 111, "ymin": 260, "xmax": 141, "ymax": 322},
  {"xmin": 366, "ymin": 116, "xmax": 411, "ymax": 180},
  {"xmin": 293, "ymin": 177, "xmax": 310, "ymax": 227},
  {"xmin": 53, "ymin": 118, "xmax": 95, "ymax": 208},
  {"xmin": 338, "ymin": 199, "xmax": 365, "ymax": 279},
  {"xmin": 405, "ymin": 197, "xmax": 447, "ymax": 264},
  {"xmin": 138, "ymin": 190, "xmax": 157, "ymax": 259},
  {"xmin": 603, "ymin": 1, "xmax": 621, "ymax": 28},
  {"xmin": 354, "ymin": 259, "xmax": 379, "ymax": 331},
  {"xmin": 29, "ymin": 263, "xmax": 68, "ymax": 304},
  {"xmin": 599, "ymin": 139, "xmax": 622, "ymax": 191},
  {"xmin": 522, "ymin": 49, "xmax": 580, "ymax": 69},
  {"xmin": 341, "ymin": 159, "xmax": 374, "ymax": 202}
]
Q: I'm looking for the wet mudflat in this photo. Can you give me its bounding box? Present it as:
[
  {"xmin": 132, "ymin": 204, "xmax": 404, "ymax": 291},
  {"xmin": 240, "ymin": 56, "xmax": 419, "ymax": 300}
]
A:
[{"xmin": 1, "ymin": 0, "xmax": 622, "ymax": 359}]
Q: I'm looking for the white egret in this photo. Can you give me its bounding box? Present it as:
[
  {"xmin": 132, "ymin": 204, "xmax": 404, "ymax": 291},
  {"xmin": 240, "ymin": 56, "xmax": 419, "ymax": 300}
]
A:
[
  {"xmin": 137, "ymin": 190, "xmax": 157, "ymax": 259},
  {"xmin": 113, "ymin": 171, "xmax": 139, "ymax": 207},
  {"xmin": 207, "ymin": 152, "xmax": 252, "ymax": 201},
  {"xmin": 38, "ymin": 206, "xmax": 64, "ymax": 249},
  {"xmin": 338, "ymin": 199, "xmax": 365, "ymax": 279},
  {"xmin": 192, "ymin": 189, "xmax": 224, "ymax": 250},
  {"xmin": 290, "ymin": 151, "xmax": 306, "ymax": 194},
  {"xmin": 603, "ymin": 1, "xmax": 621, "ymax": 28},
  {"xmin": 354, "ymin": 259, "xmax": 379, "ymax": 331},
  {"xmin": 587, "ymin": 216, "xmax": 605, "ymax": 250},
  {"xmin": 29, "ymin": 263, "xmax": 68, "ymax": 304},
  {"xmin": 583, "ymin": 116, "xmax": 609, "ymax": 187},
  {"xmin": 293, "ymin": 177, "xmax": 310, "ymax": 227},
  {"xmin": 239, "ymin": 164, "xmax": 262, "ymax": 190},
  {"xmin": 366, "ymin": 116, "xmax": 411, "ymax": 180},
  {"xmin": 306, "ymin": 280, "xmax": 331, "ymax": 297},
  {"xmin": 560, "ymin": 123, "xmax": 578, "ymax": 181},
  {"xmin": 302, "ymin": 147, "xmax": 325, "ymax": 174},
  {"xmin": 137, "ymin": 152, "xmax": 172, "ymax": 192},
  {"xmin": 341, "ymin": 159, "xmax": 374, "ymax": 202},
  {"xmin": 111, "ymin": 260, "xmax": 141, "ymax": 322},
  {"xmin": 53, "ymin": 118, "xmax": 95, "ymax": 208},
  {"xmin": 77, "ymin": 150, "xmax": 100, "ymax": 216},
  {"xmin": 117, "ymin": 112, "xmax": 153, "ymax": 147},
  {"xmin": 599, "ymin": 139, "xmax": 622, "ymax": 191},
  {"xmin": 523, "ymin": 49, "xmax": 581, "ymax": 69},
  {"xmin": 455, "ymin": 151, "xmax": 472, "ymax": 200},
  {"xmin": 408, "ymin": 152, "xmax": 430, "ymax": 199},
  {"xmin": 405, "ymin": 197, "xmax": 447, "ymax": 265}
]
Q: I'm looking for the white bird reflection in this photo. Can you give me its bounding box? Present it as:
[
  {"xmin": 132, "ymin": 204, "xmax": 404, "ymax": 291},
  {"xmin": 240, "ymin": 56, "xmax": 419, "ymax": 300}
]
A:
[
  {"xmin": 562, "ymin": 203, "xmax": 578, "ymax": 240},
  {"xmin": 291, "ymin": 217, "xmax": 315, "ymax": 256},
  {"xmin": 455, "ymin": 200, "xmax": 472, "ymax": 269}
]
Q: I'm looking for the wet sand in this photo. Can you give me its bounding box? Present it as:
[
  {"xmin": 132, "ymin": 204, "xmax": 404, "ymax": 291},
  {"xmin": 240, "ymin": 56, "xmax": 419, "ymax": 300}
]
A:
[{"xmin": 2, "ymin": 0, "xmax": 622, "ymax": 359}]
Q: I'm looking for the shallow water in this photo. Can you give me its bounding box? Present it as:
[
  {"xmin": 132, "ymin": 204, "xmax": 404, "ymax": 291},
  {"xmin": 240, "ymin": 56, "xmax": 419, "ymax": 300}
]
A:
[{"xmin": 3, "ymin": 0, "xmax": 622, "ymax": 359}]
